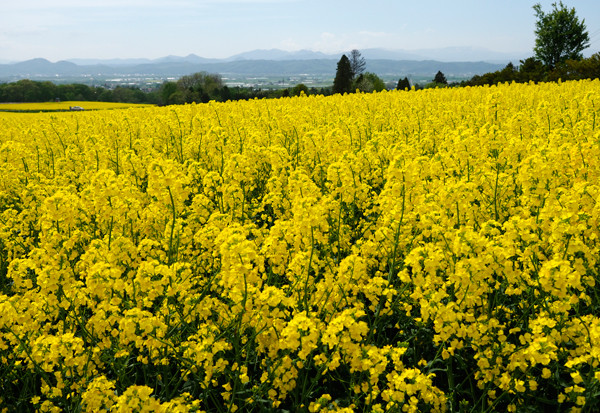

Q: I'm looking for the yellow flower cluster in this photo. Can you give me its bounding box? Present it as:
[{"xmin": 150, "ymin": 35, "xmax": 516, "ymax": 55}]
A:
[{"xmin": 1, "ymin": 80, "xmax": 600, "ymax": 411}]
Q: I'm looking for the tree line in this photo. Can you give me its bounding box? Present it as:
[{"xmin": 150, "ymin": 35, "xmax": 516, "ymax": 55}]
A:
[
  {"xmin": 406, "ymin": 50, "xmax": 600, "ymax": 91},
  {"xmin": 458, "ymin": 53, "xmax": 600, "ymax": 87},
  {"xmin": 331, "ymin": 50, "xmax": 386, "ymax": 94},
  {"xmin": 0, "ymin": 80, "xmax": 152, "ymax": 104},
  {"xmin": 0, "ymin": 76, "xmax": 335, "ymax": 105},
  {"xmin": 156, "ymin": 72, "xmax": 334, "ymax": 105}
]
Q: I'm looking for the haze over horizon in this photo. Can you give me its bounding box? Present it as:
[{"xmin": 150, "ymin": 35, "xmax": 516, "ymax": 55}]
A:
[
  {"xmin": 0, "ymin": 47, "xmax": 533, "ymax": 66},
  {"xmin": 2, "ymin": 0, "xmax": 600, "ymax": 64}
]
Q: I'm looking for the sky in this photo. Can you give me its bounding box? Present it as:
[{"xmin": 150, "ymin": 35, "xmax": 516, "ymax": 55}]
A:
[{"xmin": 1, "ymin": 0, "xmax": 600, "ymax": 63}]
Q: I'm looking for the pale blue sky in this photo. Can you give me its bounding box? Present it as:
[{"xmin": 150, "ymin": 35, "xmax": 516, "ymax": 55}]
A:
[{"xmin": 1, "ymin": 0, "xmax": 599, "ymax": 62}]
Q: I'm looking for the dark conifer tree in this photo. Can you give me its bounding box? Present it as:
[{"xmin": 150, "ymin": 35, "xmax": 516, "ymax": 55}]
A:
[
  {"xmin": 433, "ymin": 71, "xmax": 448, "ymax": 85},
  {"xmin": 333, "ymin": 55, "xmax": 353, "ymax": 94},
  {"xmin": 396, "ymin": 77, "xmax": 410, "ymax": 90}
]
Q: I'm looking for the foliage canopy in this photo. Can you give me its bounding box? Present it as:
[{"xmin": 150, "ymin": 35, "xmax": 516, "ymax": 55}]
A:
[
  {"xmin": 533, "ymin": 1, "xmax": 590, "ymax": 68},
  {"xmin": 433, "ymin": 71, "xmax": 448, "ymax": 85}
]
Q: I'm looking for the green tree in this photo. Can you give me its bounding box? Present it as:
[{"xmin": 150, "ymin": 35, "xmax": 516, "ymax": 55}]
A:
[
  {"xmin": 497, "ymin": 62, "xmax": 518, "ymax": 83},
  {"xmin": 159, "ymin": 82, "xmax": 178, "ymax": 105},
  {"xmin": 72, "ymin": 83, "xmax": 95, "ymax": 101},
  {"xmin": 518, "ymin": 57, "xmax": 547, "ymax": 82},
  {"xmin": 176, "ymin": 72, "xmax": 223, "ymax": 102},
  {"xmin": 548, "ymin": 52, "xmax": 600, "ymax": 81},
  {"xmin": 219, "ymin": 85, "xmax": 232, "ymax": 101},
  {"xmin": 355, "ymin": 72, "xmax": 386, "ymax": 93},
  {"xmin": 97, "ymin": 89, "xmax": 114, "ymax": 102},
  {"xmin": 533, "ymin": 2, "xmax": 590, "ymax": 69},
  {"xmin": 396, "ymin": 77, "xmax": 410, "ymax": 90},
  {"xmin": 433, "ymin": 71, "xmax": 448, "ymax": 85},
  {"xmin": 332, "ymin": 55, "xmax": 353, "ymax": 94},
  {"xmin": 14, "ymin": 80, "xmax": 40, "ymax": 102},
  {"xmin": 292, "ymin": 83, "xmax": 309, "ymax": 96},
  {"xmin": 111, "ymin": 86, "xmax": 146, "ymax": 103},
  {"xmin": 38, "ymin": 81, "xmax": 58, "ymax": 101}
]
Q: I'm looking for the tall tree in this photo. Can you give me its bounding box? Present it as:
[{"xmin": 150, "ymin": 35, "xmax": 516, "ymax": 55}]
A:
[
  {"xmin": 433, "ymin": 71, "xmax": 448, "ymax": 85},
  {"xmin": 333, "ymin": 55, "xmax": 353, "ymax": 94},
  {"xmin": 396, "ymin": 77, "xmax": 410, "ymax": 90},
  {"xmin": 533, "ymin": 2, "xmax": 590, "ymax": 69},
  {"xmin": 349, "ymin": 49, "xmax": 367, "ymax": 79}
]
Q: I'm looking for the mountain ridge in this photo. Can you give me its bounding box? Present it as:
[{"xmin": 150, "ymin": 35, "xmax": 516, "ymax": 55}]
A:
[
  {"xmin": 0, "ymin": 58, "xmax": 506, "ymax": 80},
  {"xmin": 0, "ymin": 48, "xmax": 522, "ymax": 82},
  {"xmin": 6, "ymin": 46, "xmax": 529, "ymax": 66}
]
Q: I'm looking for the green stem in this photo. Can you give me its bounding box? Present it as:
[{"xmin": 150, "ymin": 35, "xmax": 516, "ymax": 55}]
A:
[
  {"xmin": 167, "ymin": 186, "xmax": 177, "ymax": 265},
  {"xmin": 304, "ymin": 227, "xmax": 315, "ymax": 316}
]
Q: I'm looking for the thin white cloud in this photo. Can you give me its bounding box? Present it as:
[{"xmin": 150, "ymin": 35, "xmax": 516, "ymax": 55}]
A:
[
  {"xmin": 312, "ymin": 31, "xmax": 397, "ymax": 54},
  {"xmin": 358, "ymin": 31, "xmax": 388, "ymax": 38},
  {"xmin": 279, "ymin": 38, "xmax": 302, "ymax": 51},
  {"xmin": 313, "ymin": 32, "xmax": 348, "ymax": 54}
]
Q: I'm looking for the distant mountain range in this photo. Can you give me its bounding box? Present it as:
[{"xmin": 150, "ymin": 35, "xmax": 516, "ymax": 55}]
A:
[
  {"xmin": 0, "ymin": 48, "xmax": 527, "ymax": 82},
  {"xmin": 59, "ymin": 47, "xmax": 531, "ymax": 65}
]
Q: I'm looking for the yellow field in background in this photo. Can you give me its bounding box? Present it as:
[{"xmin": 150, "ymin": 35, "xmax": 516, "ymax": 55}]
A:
[
  {"xmin": 1, "ymin": 81, "xmax": 600, "ymax": 412},
  {"xmin": 0, "ymin": 101, "xmax": 154, "ymax": 112}
]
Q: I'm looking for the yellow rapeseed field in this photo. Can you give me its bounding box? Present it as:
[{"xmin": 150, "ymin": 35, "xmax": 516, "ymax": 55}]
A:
[
  {"xmin": 0, "ymin": 101, "xmax": 153, "ymax": 112},
  {"xmin": 1, "ymin": 80, "xmax": 600, "ymax": 412}
]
